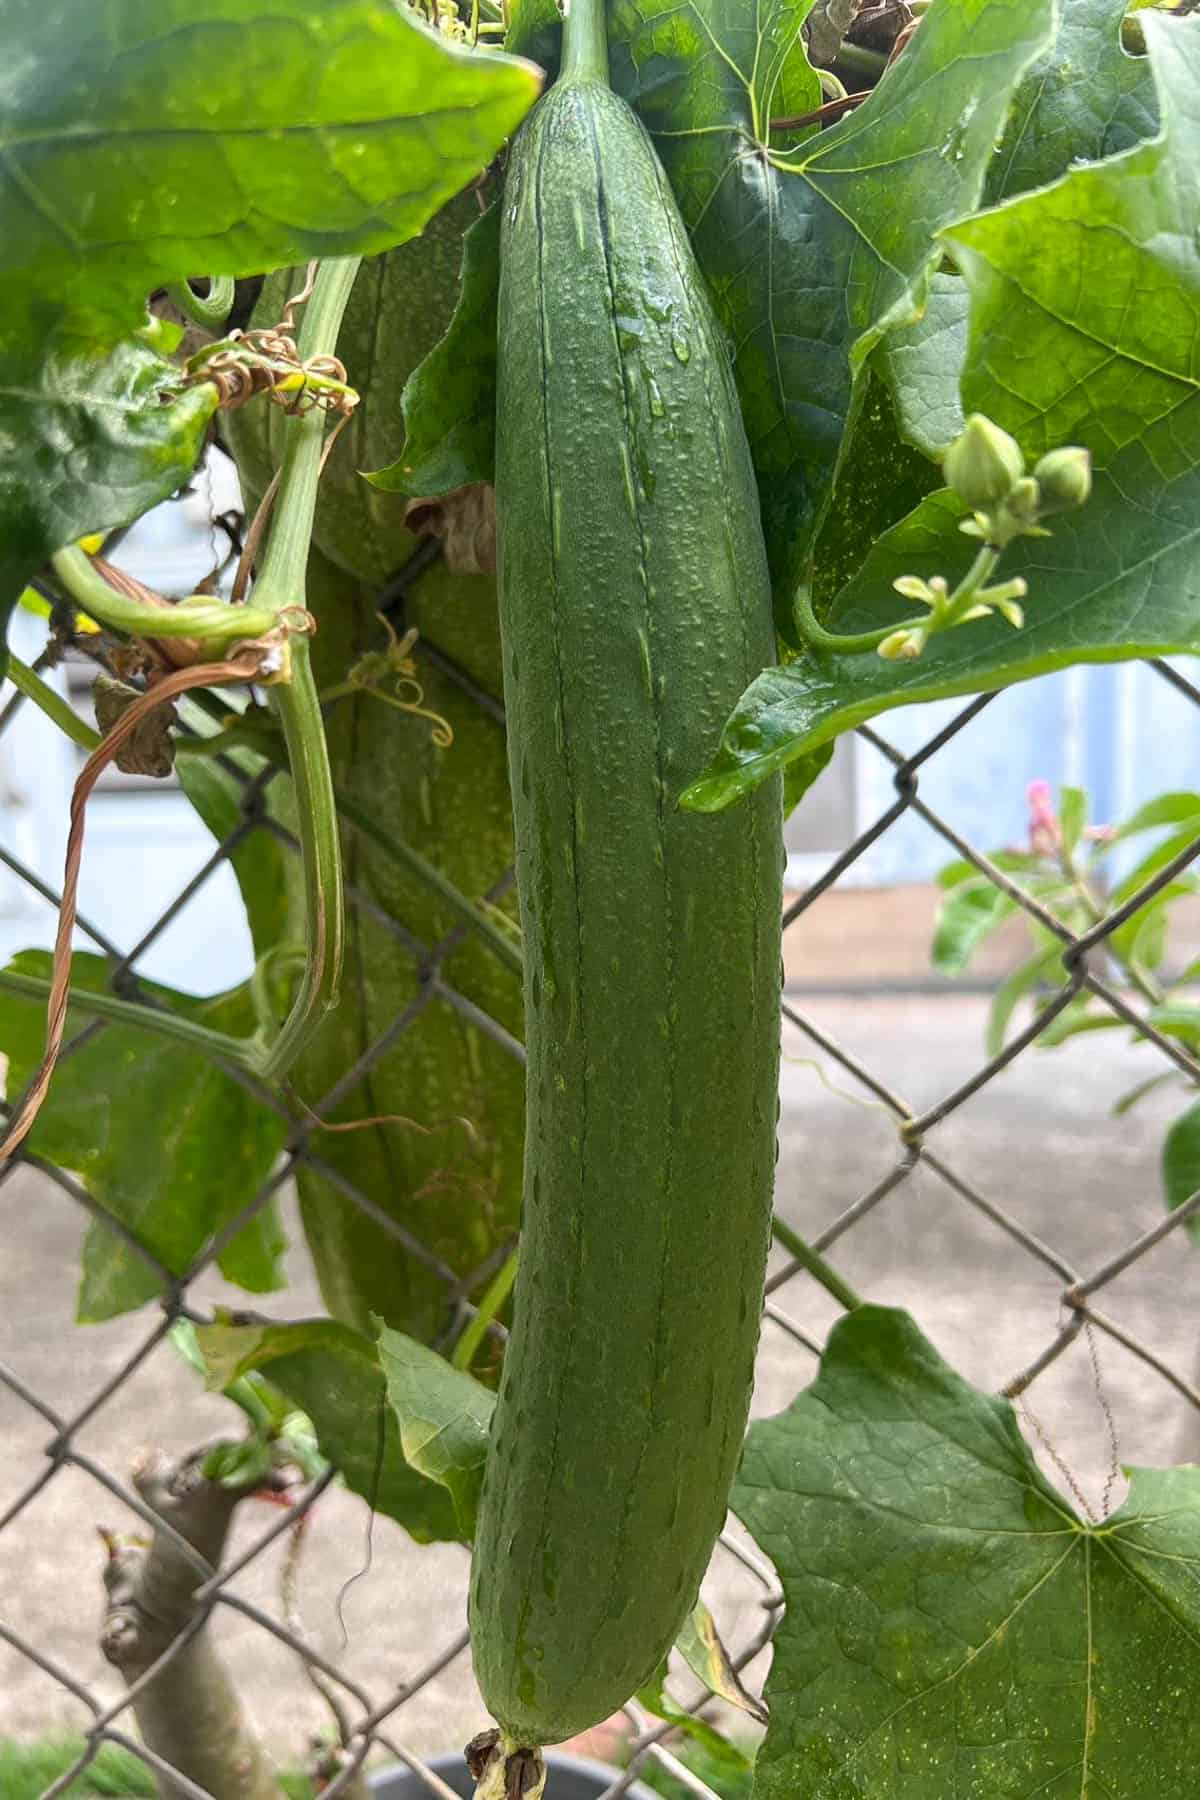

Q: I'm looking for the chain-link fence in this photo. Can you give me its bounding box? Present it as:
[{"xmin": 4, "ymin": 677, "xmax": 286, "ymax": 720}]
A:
[{"xmin": 3, "ymin": 560, "xmax": 1200, "ymax": 1800}]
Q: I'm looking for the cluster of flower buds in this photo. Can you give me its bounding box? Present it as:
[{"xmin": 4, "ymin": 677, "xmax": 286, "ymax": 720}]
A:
[
  {"xmin": 875, "ymin": 417, "xmax": 1093, "ymax": 661},
  {"xmin": 943, "ymin": 415, "xmax": 1092, "ymax": 546},
  {"xmin": 877, "ymin": 567, "xmax": 1029, "ymax": 661}
]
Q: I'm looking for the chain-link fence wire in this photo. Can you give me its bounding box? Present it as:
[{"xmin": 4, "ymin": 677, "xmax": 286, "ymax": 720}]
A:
[{"xmin": 3, "ymin": 581, "xmax": 1200, "ymax": 1800}]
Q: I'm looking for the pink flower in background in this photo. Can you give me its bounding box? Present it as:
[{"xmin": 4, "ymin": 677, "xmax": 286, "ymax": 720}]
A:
[{"xmin": 1027, "ymin": 779, "xmax": 1060, "ymax": 855}]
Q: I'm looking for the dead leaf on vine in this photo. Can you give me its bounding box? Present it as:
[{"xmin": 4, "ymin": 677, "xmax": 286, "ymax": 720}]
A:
[
  {"xmin": 405, "ymin": 483, "xmax": 496, "ymax": 574},
  {"xmin": 93, "ymin": 675, "xmax": 177, "ymax": 778}
]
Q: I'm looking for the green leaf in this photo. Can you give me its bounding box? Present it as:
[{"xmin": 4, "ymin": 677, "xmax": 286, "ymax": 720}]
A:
[
  {"xmin": 930, "ymin": 880, "xmax": 1016, "ymax": 977},
  {"xmin": 369, "ymin": 201, "xmax": 500, "ymax": 498},
  {"xmin": 1031, "ymin": 1005, "xmax": 1125, "ymax": 1050},
  {"xmin": 878, "ymin": 273, "xmax": 968, "ymax": 459},
  {"xmin": 676, "ymin": 1599, "xmax": 769, "ymax": 1726},
  {"xmin": 637, "ymin": 1664, "xmax": 755, "ymax": 1773},
  {"xmin": 1110, "ymin": 826, "xmax": 1200, "ymax": 908},
  {"xmin": 783, "ymin": 739, "xmax": 835, "ymax": 820},
  {"xmin": 1147, "ymin": 1004, "xmax": 1200, "ymax": 1049},
  {"xmin": 948, "ymin": 15, "xmax": 1199, "ymax": 471},
  {"xmin": 734, "ymin": 1305, "xmax": 1200, "ymax": 1800},
  {"xmin": 1109, "ymin": 879, "xmax": 1197, "ymax": 972},
  {"xmin": 193, "ymin": 1316, "xmax": 462, "ymax": 1543},
  {"xmin": 683, "ymin": 468, "xmax": 1200, "ymax": 812},
  {"xmin": 985, "ymin": 0, "xmax": 1158, "ymax": 203},
  {"xmin": 202, "ymin": 1437, "xmax": 275, "ymax": 1491},
  {"xmin": 0, "ymin": 951, "xmax": 286, "ymax": 1320},
  {"xmin": 1163, "ymin": 1100, "xmax": 1200, "ymax": 1243},
  {"xmin": 0, "ymin": 0, "xmax": 541, "ymax": 355},
  {"xmin": 0, "ymin": 336, "xmax": 215, "ymax": 670},
  {"xmin": 937, "ymin": 849, "xmax": 1039, "ymax": 890},
  {"xmin": 374, "ymin": 1321, "xmax": 495, "ymax": 1540},
  {"xmin": 506, "ymin": 0, "xmax": 563, "ymax": 67},
  {"xmin": 985, "ymin": 943, "xmax": 1061, "ymax": 1056},
  {"xmin": 1113, "ymin": 1070, "xmax": 1179, "ymax": 1116},
  {"xmin": 1058, "ymin": 784, "xmax": 1087, "ymax": 854},
  {"xmin": 810, "ymin": 373, "xmax": 942, "ymax": 612},
  {"xmin": 1114, "ymin": 792, "xmax": 1200, "ymax": 840},
  {"xmin": 608, "ymin": 0, "xmax": 1054, "ymax": 611},
  {"xmin": 177, "ymin": 749, "xmax": 291, "ymax": 959}
]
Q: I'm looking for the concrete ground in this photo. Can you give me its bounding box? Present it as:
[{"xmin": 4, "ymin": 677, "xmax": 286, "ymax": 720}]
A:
[{"xmin": 2, "ymin": 992, "xmax": 1198, "ymax": 1772}]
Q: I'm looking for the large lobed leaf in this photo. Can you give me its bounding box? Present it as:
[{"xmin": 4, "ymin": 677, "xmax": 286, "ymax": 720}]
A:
[
  {"xmin": 951, "ymin": 13, "xmax": 1199, "ymax": 472},
  {"xmin": 735, "ymin": 1306, "xmax": 1200, "ymax": 1798},
  {"xmin": 687, "ymin": 16, "xmax": 1200, "ymax": 811},
  {"xmin": 986, "ymin": 0, "xmax": 1158, "ymax": 203},
  {"xmin": 0, "ymin": 0, "xmax": 541, "ymax": 355},
  {"xmin": 0, "ymin": 0, "xmax": 540, "ymax": 649},
  {"xmin": 608, "ymin": 0, "xmax": 1054, "ymax": 616},
  {"xmin": 0, "ymin": 952, "xmax": 286, "ymax": 1321}
]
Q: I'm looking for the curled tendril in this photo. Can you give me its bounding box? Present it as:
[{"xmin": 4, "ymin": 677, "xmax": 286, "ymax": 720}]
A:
[
  {"xmin": 181, "ymin": 266, "xmax": 358, "ymax": 417},
  {"xmin": 345, "ymin": 618, "xmax": 454, "ymax": 748}
]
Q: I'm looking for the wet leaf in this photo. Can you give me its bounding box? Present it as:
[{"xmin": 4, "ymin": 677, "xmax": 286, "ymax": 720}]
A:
[
  {"xmin": 683, "ymin": 467, "xmax": 1200, "ymax": 812},
  {"xmin": 608, "ymin": 0, "xmax": 1054, "ymax": 611},
  {"xmin": 370, "ymin": 201, "xmax": 501, "ymax": 499},
  {"xmin": 0, "ymin": 335, "xmax": 214, "ymax": 671},
  {"xmin": 1, "ymin": 0, "xmax": 541, "ymax": 354},
  {"xmin": 985, "ymin": 0, "xmax": 1158, "ymax": 203}
]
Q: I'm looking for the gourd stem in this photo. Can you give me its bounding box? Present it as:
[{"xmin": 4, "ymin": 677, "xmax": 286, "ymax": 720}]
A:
[{"xmin": 560, "ymin": 0, "xmax": 609, "ymax": 85}]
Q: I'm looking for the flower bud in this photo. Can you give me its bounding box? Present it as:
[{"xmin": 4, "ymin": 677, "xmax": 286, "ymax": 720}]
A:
[
  {"xmin": 942, "ymin": 414, "xmax": 1024, "ymax": 509},
  {"xmin": 1003, "ymin": 477, "xmax": 1043, "ymax": 524},
  {"xmin": 1033, "ymin": 445, "xmax": 1092, "ymax": 515},
  {"xmin": 877, "ymin": 628, "xmax": 926, "ymax": 661}
]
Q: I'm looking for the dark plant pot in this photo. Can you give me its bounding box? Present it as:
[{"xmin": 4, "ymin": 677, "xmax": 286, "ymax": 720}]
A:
[{"xmin": 369, "ymin": 1748, "xmax": 659, "ymax": 1800}]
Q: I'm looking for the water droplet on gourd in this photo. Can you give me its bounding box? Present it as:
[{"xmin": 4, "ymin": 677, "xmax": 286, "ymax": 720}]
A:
[{"xmin": 671, "ymin": 337, "xmax": 690, "ymax": 364}]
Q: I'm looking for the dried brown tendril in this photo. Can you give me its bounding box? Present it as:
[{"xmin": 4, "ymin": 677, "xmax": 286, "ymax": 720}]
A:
[{"xmin": 182, "ymin": 263, "xmax": 359, "ymax": 417}]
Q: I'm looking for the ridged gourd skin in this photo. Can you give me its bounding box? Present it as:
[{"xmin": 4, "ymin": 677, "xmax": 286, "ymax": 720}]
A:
[
  {"xmin": 468, "ymin": 71, "xmax": 783, "ymax": 1747},
  {"xmin": 225, "ymin": 229, "xmax": 525, "ymax": 1343}
]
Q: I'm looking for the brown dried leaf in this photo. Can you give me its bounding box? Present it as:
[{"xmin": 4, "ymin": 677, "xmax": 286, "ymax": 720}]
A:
[{"xmin": 405, "ymin": 482, "xmax": 496, "ymax": 574}]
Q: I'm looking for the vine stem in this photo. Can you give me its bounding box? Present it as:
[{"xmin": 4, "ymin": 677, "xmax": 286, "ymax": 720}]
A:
[
  {"xmin": 795, "ymin": 544, "xmax": 1000, "ymax": 657},
  {"xmin": 452, "ymin": 1250, "xmax": 518, "ymax": 1372},
  {"xmin": 770, "ymin": 1213, "xmax": 862, "ymax": 1311},
  {"xmin": 249, "ymin": 254, "xmax": 361, "ymax": 1079},
  {"xmin": 51, "ymin": 545, "xmax": 281, "ymax": 644},
  {"xmin": 0, "ymin": 259, "xmax": 362, "ymax": 1119}
]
